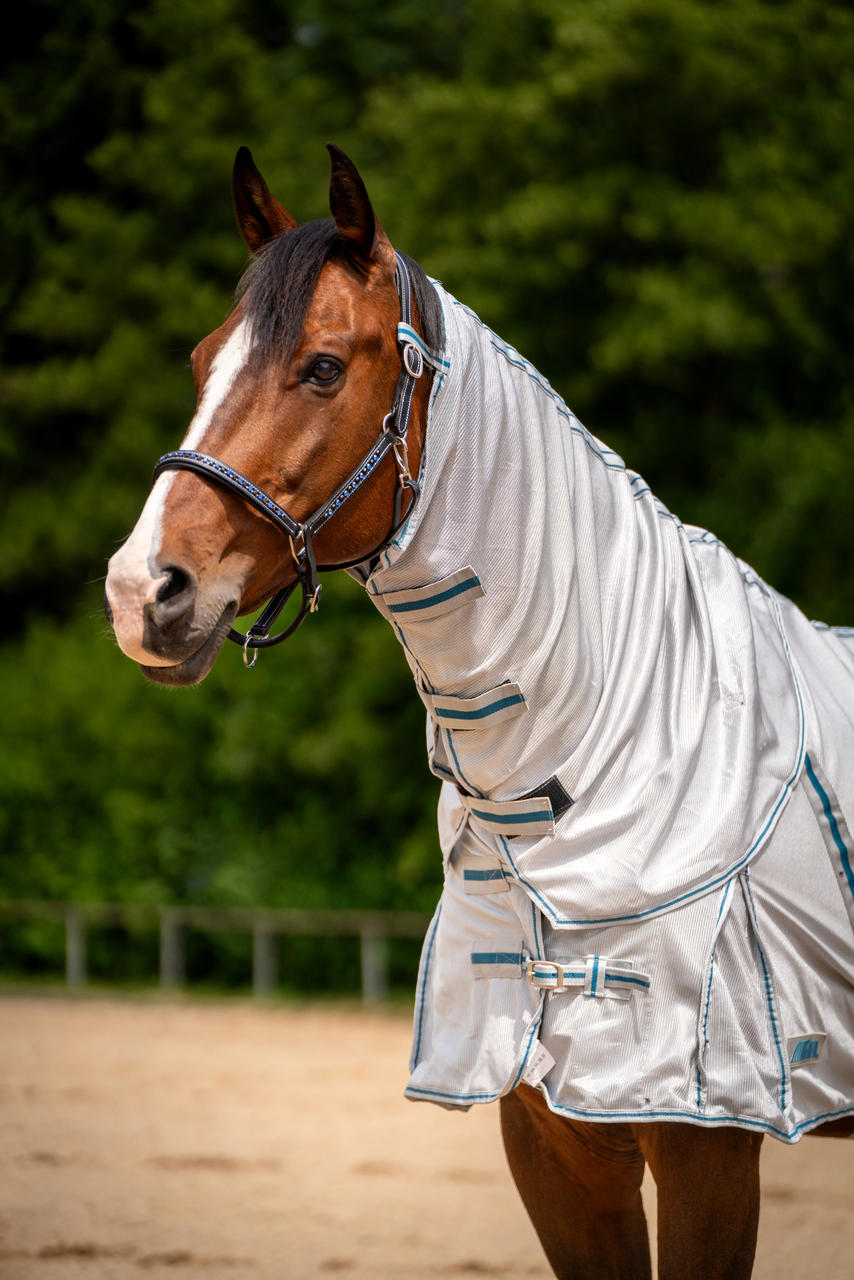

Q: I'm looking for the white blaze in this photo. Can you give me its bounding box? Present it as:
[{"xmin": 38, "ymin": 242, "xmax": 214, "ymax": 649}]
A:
[{"xmin": 106, "ymin": 321, "xmax": 252, "ymax": 663}]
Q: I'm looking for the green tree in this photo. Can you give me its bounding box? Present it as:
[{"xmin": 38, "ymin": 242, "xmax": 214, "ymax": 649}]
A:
[
  {"xmin": 1, "ymin": 0, "xmax": 852, "ymax": 941},
  {"xmin": 362, "ymin": 0, "xmax": 854, "ymax": 617},
  {"xmin": 0, "ymin": 0, "xmax": 459, "ymax": 924}
]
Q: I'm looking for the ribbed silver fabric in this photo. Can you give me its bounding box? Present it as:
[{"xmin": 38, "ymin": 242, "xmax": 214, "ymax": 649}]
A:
[{"xmin": 356, "ymin": 282, "xmax": 854, "ymax": 1141}]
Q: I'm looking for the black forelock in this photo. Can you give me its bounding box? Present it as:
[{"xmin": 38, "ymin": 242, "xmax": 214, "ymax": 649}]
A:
[
  {"xmin": 236, "ymin": 219, "xmax": 443, "ymax": 368},
  {"xmin": 237, "ymin": 219, "xmax": 341, "ymax": 366}
]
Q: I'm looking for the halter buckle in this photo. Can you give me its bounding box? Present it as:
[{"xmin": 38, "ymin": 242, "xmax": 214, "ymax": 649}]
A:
[{"xmin": 309, "ymin": 583, "xmax": 322, "ymax": 613}]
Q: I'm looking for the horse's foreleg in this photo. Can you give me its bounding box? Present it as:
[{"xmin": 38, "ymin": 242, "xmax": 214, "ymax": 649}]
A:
[
  {"xmin": 633, "ymin": 1122, "xmax": 763, "ymax": 1280},
  {"xmin": 500, "ymin": 1085, "xmax": 651, "ymax": 1280}
]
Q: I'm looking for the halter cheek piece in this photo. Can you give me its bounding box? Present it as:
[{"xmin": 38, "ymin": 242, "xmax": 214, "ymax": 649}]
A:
[{"xmin": 153, "ymin": 254, "xmax": 443, "ymax": 667}]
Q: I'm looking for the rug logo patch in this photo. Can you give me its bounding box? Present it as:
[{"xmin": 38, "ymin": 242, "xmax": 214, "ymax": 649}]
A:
[{"xmin": 787, "ymin": 1033, "xmax": 826, "ymax": 1067}]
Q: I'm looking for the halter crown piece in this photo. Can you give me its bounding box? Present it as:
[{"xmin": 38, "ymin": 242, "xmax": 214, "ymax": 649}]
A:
[{"xmin": 153, "ymin": 254, "xmax": 443, "ymax": 667}]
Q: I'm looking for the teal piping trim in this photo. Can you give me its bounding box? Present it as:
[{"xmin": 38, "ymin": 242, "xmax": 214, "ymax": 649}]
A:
[
  {"xmin": 696, "ymin": 880, "xmax": 735, "ymax": 1109},
  {"xmin": 805, "ymin": 754, "xmax": 854, "ymax": 899},
  {"xmin": 443, "ymin": 727, "xmax": 482, "ymax": 797},
  {"xmin": 410, "ymin": 903, "xmax": 441, "ymax": 1069},
  {"xmin": 368, "ymin": 578, "xmax": 433, "ymax": 692},
  {"xmin": 406, "ymin": 1079, "xmax": 854, "ymax": 1142},
  {"xmin": 536, "ymin": 1098, "xmax": 854, "ymax": 1142},
  {"xmin": 406, "ymin": 1084, "xmax": 499, "ymax": 1103},
  {"xmin": 811, "ymin": 621, "xmax": 854, "ymax": 637},
  {"xmin": 743, "ymin": 872, "xmax": 788, "ymax": 1113}
]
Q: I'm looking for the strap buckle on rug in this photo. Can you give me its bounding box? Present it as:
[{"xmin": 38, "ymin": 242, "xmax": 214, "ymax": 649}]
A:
[
  {"xmin": 527, "ymin": 955, "xmax": 652, "ymax": 1000},
  {"xmin": 526, "ymin": 960, "xmax": 565, "ymax": 990}
]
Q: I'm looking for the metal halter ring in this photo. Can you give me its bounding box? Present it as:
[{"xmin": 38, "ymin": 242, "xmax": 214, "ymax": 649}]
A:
[
  {"xmin": 403, "ymin": 343, "xmax": 424, "ymax": 379},
  {"xmin": 243, "ymin": 634, "xmax": 259, "ymax": 669}
]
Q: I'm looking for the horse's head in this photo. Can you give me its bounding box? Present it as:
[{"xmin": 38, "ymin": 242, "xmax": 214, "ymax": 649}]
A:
[{"xmin": 105, "ymin": 146, "xmax": 435, "ymax": 685}]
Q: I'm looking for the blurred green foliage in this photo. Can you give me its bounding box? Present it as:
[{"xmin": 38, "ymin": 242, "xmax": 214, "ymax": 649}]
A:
[{"xmin": 1, "ymin": 0, "xmax": 852, "ymax": 981}]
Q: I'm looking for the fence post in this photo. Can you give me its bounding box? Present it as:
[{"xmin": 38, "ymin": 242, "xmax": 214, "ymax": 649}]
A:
[
  {"xmin": 160, "ymin": 911, "xmax": 185, "ymax": 988},
  {"xmin": 252, "ymin": 921, "xmax": 277, "ymax": 996},
  {"xmin": 360, "ymin": 927, "xmax": 388, "ymax": 1004},
  {"xmin": 65, "ymin": 907, "xmax": 87, "ymax": 988}
]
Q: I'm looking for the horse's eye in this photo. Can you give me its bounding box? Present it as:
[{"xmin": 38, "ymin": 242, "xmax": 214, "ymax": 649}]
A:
[{"xmin": 307, "ymin": 357, "xmax": 343, "ymax": 385}]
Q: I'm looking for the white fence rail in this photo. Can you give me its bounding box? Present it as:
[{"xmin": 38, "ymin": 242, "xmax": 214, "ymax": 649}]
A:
[{"xmin": 0, "ymin": 899, "xmax": 432, "ymax": 1004}]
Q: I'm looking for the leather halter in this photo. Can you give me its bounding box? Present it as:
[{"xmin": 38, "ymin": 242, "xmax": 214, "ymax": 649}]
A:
[{"xmin": 153, "ymin": 253, "xmax": 441, "ymax": 665}]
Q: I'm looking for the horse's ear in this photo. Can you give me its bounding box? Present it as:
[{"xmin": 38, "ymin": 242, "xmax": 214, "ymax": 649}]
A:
[
  {"xmin": 232, "ymin": 146, "xmax": 298, "ymax": 255},
  {"xmin": 327, "ymin": 143, "xmax": 395, "ymax": 276}
]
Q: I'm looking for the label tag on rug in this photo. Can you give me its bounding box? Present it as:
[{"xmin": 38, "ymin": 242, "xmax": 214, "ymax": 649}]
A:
[
  {"xmin": 787, "ymin": 1033, "xmax": 826, "ymax": 1067},
  {"xmin": 522, "ymin": 1040, "xmax": 556, "ymax": 1087}
]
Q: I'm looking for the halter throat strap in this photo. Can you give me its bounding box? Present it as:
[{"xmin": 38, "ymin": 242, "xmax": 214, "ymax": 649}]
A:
[{"xmin": 152, "ymin": 253, "xmax": 440, "ymax": 662}]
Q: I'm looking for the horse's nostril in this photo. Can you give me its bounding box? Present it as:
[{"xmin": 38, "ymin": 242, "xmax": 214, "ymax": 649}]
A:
[
  {"xmin": 156, "ymin": 566, "xmax": 192, "ymax": 605},
  {"xmin": 146, "ymin": 565, "xmax": 198, "ymax": 648}
]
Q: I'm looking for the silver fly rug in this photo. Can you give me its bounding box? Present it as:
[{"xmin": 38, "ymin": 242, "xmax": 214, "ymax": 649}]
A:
[{"xmin": 350, "ymin": 280, "xmax": 854, "ymax": 1143}]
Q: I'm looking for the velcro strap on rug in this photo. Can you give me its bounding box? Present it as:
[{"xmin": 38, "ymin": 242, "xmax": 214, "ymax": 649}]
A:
[
  {"xmin": 470, "ymin": 947, "xmax": 526, "ymax": 979},
  {"xmin": 458, "ymin": 776, "xmax": 573, "ymax": 839},
  {"xmin": 381, "ymin": 567, "xmax": 484, "ymax": 622},
  {"xmin": 463, "ymin": 794, "xmax": 556, "ymax": 838},
  {"xmin": 420, "ymin": 681, "xmax": 528, "ymax": 730},
  {"xmin": 461, "ymin": 854, "xmax": 510, "ymax": 895}
]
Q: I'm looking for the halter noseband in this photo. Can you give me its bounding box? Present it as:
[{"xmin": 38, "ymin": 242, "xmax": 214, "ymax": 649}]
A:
[{"xmin": 153, "ymin": 253, "xmax": 441, "ymax": 666}]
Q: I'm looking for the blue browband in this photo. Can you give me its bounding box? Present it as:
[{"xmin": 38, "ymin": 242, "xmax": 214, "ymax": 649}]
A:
[{"xmin": 153, "ymin": 254, "xmax": 440, "ymax": 664}]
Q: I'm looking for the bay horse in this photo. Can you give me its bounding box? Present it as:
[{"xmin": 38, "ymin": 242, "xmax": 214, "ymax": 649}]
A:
[{"xmin": 105, "ymin": 146, "xmax": 854, "ymax": 1279}]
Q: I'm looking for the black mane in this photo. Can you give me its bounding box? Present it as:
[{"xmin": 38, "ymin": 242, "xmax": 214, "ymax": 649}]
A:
[{"xmin": 237, "ymin": 219, "xmax": 443, "ymax": 368}]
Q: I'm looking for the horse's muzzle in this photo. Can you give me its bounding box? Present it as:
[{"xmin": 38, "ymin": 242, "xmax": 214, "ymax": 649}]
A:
[{"xmin": 138, "ymin": 600, "xmax": 238, "ymax": 686}]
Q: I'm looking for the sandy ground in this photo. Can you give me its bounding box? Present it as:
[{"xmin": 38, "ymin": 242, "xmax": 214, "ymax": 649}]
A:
[{"xmin": 0, "ymin": 995, "xmax": 851, "ymax": 1279}]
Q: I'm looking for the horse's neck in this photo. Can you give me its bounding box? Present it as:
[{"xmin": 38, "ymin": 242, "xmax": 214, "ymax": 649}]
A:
[
  {"xmin": 361, "ymin": 288, "xmax": 808, "ymax": 928},
  {"xmin": 364, "ymin": 288, "xmax": 636, "ymax": 771}
]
